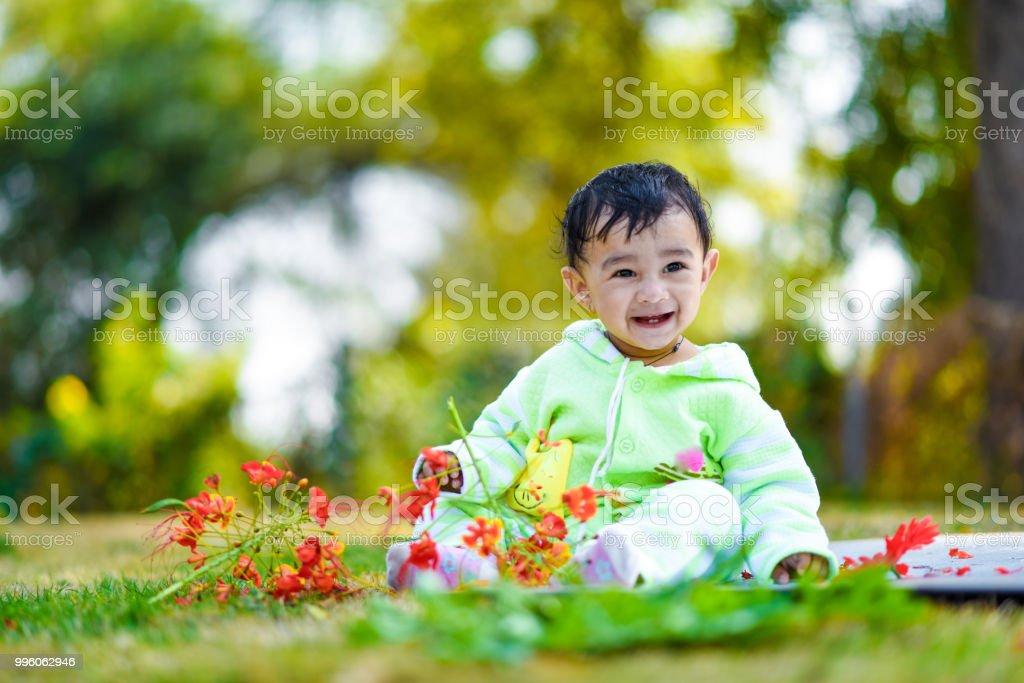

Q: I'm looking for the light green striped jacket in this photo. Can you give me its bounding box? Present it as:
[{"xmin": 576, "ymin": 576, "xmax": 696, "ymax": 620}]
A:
[{"xmin": 416, "ymin": 318, "xmax": 838, "ymax": 583}]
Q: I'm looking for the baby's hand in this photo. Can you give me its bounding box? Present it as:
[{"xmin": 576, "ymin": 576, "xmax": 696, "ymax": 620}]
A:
[
  {"xmin": 771, "ymin": 552, "xmax": 830, "ymax": 584},
  {"xmin": 419, "ymin": 451, "xmax": 463, "ymax": 493}
]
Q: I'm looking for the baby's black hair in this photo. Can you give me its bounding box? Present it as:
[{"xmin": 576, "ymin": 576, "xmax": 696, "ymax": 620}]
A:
[{"xmin": 559, "ymin": 161, "xmax": 712, "ymax": 268}]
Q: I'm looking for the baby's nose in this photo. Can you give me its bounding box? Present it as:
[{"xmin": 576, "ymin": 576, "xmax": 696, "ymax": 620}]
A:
[{"xmin": 636, "ymin": 281, "xmax": 669, "ymax": 302}]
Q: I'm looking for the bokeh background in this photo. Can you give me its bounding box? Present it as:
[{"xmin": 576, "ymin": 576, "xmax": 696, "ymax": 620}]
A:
[{"xmin": 1, "ymin": 0, "xmax": 1021, "ymax": 514}]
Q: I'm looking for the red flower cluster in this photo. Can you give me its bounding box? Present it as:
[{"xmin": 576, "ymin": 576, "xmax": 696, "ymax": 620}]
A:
[
  {"xmin": 463, "ymin": 517, "xmax": 504, "ymax": 558},
  {"xmin": 499, "ymin": 512, "xmax": 572, "ymax": 586},
  {"xmin": 396, "ymin": 477, "xmax": 605, "ymax": 589},
  {"xmin": 271, "ymin": 536, "xmax": 349, "ymax": 600},
  {"xmin": 841, "ymin": 516, "xmax": 940, "ymax": 578},
  {"xmin": 151, "ymin": 456, "xmax": 365, "ymax": 606}
]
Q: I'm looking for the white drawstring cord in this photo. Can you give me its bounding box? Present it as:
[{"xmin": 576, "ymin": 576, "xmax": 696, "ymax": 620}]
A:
[
  {"xmin": 588, "ymin": 356, "xmax": 630, "ymax": 487},
  {"xmin": 576, "ymin": 356, "xmax": 631, "ymax": 545}
]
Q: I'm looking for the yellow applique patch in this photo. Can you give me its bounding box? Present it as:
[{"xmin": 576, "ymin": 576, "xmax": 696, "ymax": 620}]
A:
[{"xmin": 506, "ymin": 437, "xmax": 574, "ymax": 517}]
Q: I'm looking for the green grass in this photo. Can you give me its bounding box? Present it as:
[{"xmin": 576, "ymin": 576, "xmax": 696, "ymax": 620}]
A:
[{"xmin": 2, "ymin": 502, "xmax": 1024, "ymax": 682}]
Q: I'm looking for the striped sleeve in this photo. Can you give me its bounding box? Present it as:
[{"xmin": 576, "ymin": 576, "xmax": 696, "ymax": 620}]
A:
[
  {"xmin": 719, "ymin": 406, "xmax": 838, "ymax": 584},
  {"xmin": 412, "ymin": 367, "xmax": 533, "ymax": 503}
]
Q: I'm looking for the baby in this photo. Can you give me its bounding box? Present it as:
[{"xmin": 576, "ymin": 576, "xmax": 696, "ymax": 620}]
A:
[{"xmin": 387, "ymin": 161, "xmax": 836, "ymax": 589}]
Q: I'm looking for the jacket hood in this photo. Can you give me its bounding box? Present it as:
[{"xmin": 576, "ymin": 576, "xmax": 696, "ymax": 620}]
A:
[{"xmin": 563, "ymin": 318, "xmax": 761, "ymax": 394}]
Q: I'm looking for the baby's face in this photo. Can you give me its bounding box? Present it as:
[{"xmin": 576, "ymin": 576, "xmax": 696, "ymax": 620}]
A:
[{"xmin": 561, "ymin": 208, "xmax": 719, "ymax": 355}]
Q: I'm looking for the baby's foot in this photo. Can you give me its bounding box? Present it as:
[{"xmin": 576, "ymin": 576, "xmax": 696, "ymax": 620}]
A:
[
  {"xmin": 386, "ymin": 542, "xmax": 498, "ymax": 590},
  {"xmin": 385, "ymin": 542, "xmax": 413, "ymax": 590},
  {"xmin": 572, "ymin": 529, "xmax": 642, "ymax": 587}
]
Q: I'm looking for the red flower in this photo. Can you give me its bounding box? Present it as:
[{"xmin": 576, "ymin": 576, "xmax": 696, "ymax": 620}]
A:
[
  {"xmin": 545, "ymin": 540, "xmax": 571, "ymax": 569},
  {"xmin": 184, "ymin": 491, "xmax": 236, "ymax": 528},
  {"xmin": 462, "ymin": 517, "xmax": 504, "ymax": 558},
  {"xmin": 949, "ymin": 548, "xmax": 974, "ymax": 559},
  {"xmin": 241, "ymin": 460, "xmax": 286, "ymax": 488},
  {"xmin": 562, "ymin": 485, "xmax": 598, "ymax": 522},
  {"xmin": 505, "ymin": 546, "xmax": 550, "ymax": 586},
  {"xmin": 273, "ymin": 564, "xmax": 306, "ymax": 600},
  {"xmin": 741, "ymin": 569, "xmax": 753, "ymax": 580},
  {"xmin": 414, "ymin": 478, "xmax": 441, "ymax": 518},
  {"xmin": 534, "ymin": 512, "xmax": 567, "ymax": 540},
  {"xmin": 840, "ymin": 516, "xmax": 939, "ymax": 579},
  {"xmin": 884, "ymin": 516, "xmax": 939, "ymax": 563},
  {"xmin": 187, "ymin": 550, "xmax": 206, "ymax": 570},
  {"xmin": 296, "ymin": 536, "xmax": 323, "ymax": 576},
  {"xmin": 526, "ymin": 532, "xmax": 552, "ymax": 551},
  {"xmin": 996, "ymin": 566, "xmax": 1023, "ymax": 575},
  {"xmin": 382, "ymin": 479, "xmax": 442, "ymax": 524},
  {"xmin": 322, "ymin": 540, "xmax": 345, "ymax": 564},
  {"xmin": 420, "ymin": 447, "xmax": 449, "ymax": 472},
  {"xmin": 398, "ymin": 533, "xmax": 439, "ymax": 584},
  {"xmin": 233, "ymin": 555, "xmax": 263, "ymax": 588},
  {"xmin": 214, "ymin": 578, "xmax": 232, "ymax": 603},
  {"xmin": 956, "ymin": 566, "xmax": 971, "ymax": 576},
  {"xmin": 203, "ymin": 473, "xmax": 221, "ymax": 492},
  {"xmin": 170, "ymin": 511, "xmax": 205, "ymax": 550},
  {"xmin": 309, "ymin": 568, "xmax": 340, "ymax": 594},
  {"xmin": 308, "ymin": 486, "xmax": 331, "ymax": 528}
]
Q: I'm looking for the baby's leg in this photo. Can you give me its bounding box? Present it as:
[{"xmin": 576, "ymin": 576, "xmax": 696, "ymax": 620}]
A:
[
  {"xmin": 574, "ymin": 479, "xmax": 743, "ymax": 587},
  {"xmin": 386, "ymin": 496, "xmax": 511, "ymax": 590},
  {"xmin": 386, "ymin": 542, "xmax": 498, "ymax": 590}
]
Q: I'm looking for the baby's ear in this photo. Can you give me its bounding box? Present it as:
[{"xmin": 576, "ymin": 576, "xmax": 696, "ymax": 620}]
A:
[
  {"xmin": 561, "ymin": 266, "xmax": 590, "ymax": 309},
  {"xmin": 700, "ymin": 249, "xmax": 720, "ymax": 291}
]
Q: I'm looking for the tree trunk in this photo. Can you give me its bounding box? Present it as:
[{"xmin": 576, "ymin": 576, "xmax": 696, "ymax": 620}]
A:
[{"xmin": 972, "ymin": 0, "xmax": 1024, "ymax": 495}]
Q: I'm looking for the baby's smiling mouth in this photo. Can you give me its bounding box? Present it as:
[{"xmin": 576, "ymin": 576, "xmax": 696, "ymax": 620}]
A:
[{"xmin": 632, "ymin": 312, "xmax": 674, "ymax": 327}]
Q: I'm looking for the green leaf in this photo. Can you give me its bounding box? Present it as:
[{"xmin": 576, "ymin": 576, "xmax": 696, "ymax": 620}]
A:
[{"xmin": 140, "ymin": 498, "xmax": 188, "ymax": 513}]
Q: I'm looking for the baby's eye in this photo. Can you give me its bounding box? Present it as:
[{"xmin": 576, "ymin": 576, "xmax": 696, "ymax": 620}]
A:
[
  {"xmin": 665, "ymin": 262, "xmax": 685, "ymax": 273},
  {"xmin": 613, "ymin": 269, "xmax": 635, "ymax": 278}
]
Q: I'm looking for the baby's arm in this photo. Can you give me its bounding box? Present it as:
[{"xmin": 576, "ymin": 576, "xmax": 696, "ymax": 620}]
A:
[
  {"xmin": 412, "ymin": 367, "xmax": 534, "ymax": 502},
  {"xmin": 717, "ymin": 404, "xmax": 837, "ymax": 584}
]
